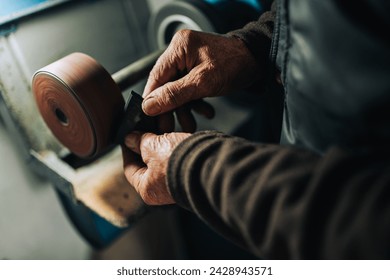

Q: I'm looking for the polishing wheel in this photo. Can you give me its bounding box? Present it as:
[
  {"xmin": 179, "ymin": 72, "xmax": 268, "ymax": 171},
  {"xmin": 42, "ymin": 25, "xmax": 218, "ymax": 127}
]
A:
[
  {"xmin": 33, "ymin": 1, "xmax": 261, "ymax": 158},
  {"xmin": 33, "ymin": 51, "xmax": 162, "ymax": 158}
]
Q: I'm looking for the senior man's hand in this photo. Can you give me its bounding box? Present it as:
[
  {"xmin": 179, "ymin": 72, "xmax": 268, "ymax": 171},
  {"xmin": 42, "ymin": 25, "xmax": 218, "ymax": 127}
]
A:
[
  {"xmin": 122, "ymin": 131, "xmax": 191, "ymax": 205},
  {"xmin": 143, "ymin": 29, "xmax": 260, "ymax": 132}
]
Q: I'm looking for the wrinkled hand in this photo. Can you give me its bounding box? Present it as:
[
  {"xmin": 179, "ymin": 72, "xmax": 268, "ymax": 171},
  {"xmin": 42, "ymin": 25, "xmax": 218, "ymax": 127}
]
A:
[
  {"xmin": 143, "ymin": 29, "xmax": 260, "ymax": 133},
  {"xmin": 122, "ymin": 132, "xmax": 190, "ymax": 205}
]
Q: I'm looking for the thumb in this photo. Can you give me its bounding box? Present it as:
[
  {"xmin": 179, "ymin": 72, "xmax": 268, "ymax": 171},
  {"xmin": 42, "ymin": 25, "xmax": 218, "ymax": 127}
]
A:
[
  {"xmin": 142, "ymin": 73, "xmax": 204, "ymax": 116},
  {"xmin": 125, "ymin": 132, "xmax": 158, "ymax": 163},
  {"xmin": 124, "ymin": 131, "xmax": 142, "ymax": 154}
]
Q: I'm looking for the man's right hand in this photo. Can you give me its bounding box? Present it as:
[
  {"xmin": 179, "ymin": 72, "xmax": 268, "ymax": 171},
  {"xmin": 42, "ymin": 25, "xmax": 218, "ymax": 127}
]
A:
[{"xmin": 142, "ymin": 29, "xmax": 260, "ymax": 133}]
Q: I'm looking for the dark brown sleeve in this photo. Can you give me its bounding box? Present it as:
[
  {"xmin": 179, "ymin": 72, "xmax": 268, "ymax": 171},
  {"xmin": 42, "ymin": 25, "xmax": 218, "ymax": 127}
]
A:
[
  {"xmin": 227, "ymin": 2, "xmax": 276, "ymax": 68},
  {"xmin": 167, "ymin": 131, "xmax": 390, "ymax": 259}
]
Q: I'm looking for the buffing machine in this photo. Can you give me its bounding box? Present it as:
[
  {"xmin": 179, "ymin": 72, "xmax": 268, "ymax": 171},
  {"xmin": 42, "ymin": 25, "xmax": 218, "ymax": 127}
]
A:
[{"xmin": 0, "ymin": 0, "xmax": 268, "ymax": 248}]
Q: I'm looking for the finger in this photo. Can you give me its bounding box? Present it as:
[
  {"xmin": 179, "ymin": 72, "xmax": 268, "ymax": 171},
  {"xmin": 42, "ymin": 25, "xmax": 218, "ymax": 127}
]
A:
[
  {"xmin": 125, "ymin": 132, "xmax": 160, "ymax": 165},
  {"xmin": 122, "ymin": 145, "xmax": 141, "ymax": 165},
  {"xmin": 124, "ymin": 131, "xmax": 142, "ymax": 154},
  {"xmin": 158, "ymin": 112, "xmax": 175, "ymax": 133},
  {"xmin": 137, "ymin": 132, "xmax": 159, "ymax": 164},
  {"xmin": 143, "ymin": 54, "xmax": 178, "ymax": 97},
  {"xmin": 121, "ymin": 146, "xmax": 147, "ymax": 191},
  {"xmin": 176, "ymin": 106, "xmax": 196, "ymax": 133},
  {"xmin": 143, "ymin": 38, "xmax": 186, "ymax": 97},
  {"xmin": 191, "ymin": 99, "xmax": 215, "ymax": 119},
  {"xmin": 123, "ymin": 162, "xmax": 146, "ymax": 193},
  {"xmin": 142, "ymin": 72, "xmax": 200, "ymax": 116}
]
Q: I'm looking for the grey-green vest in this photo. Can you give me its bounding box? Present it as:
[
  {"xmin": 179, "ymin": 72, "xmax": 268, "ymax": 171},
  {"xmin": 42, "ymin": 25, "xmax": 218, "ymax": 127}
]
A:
[{"xmin": 272, "ymin": 0, "xmax": 390, "ymax": 153}]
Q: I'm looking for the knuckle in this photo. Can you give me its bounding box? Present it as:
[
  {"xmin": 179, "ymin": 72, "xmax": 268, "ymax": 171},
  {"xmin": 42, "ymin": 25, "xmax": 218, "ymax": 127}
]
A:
[
  {"xmin": 173, "ymin": 29, "xmax": 192, "ymax": 43},
  {"xmin": 171, "ymin": 29, "xmax": 198, "ymax": 52},
  {"xmin": 161, "ymin": 133, "xmax": 179, "ymax": 152},
  {"xmin": 140, "ymin": 133, "xmax": 156, "ymax": 153}
]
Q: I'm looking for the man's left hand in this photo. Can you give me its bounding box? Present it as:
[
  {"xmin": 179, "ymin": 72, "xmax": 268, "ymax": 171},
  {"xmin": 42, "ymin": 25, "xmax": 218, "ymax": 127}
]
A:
[{"xmin": 122, "ymin": 132, "xmax": 191, "ymax": 205}]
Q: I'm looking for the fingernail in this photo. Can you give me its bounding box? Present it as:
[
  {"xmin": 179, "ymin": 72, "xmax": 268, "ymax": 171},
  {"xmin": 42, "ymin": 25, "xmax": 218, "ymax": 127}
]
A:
[{"xmin": 143, "ymin": 97, "xmax": 161, "ymax": 115}]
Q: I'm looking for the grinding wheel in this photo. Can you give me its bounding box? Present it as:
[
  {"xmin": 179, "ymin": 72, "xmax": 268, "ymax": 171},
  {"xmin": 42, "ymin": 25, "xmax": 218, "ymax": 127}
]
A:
[
  {"xmin": 148, "ymin": 0, "xmax": 260, "ymax": 49},
  {"xmin": 32, "ymin": 53, "xmax": 125, "ymax": 158}
]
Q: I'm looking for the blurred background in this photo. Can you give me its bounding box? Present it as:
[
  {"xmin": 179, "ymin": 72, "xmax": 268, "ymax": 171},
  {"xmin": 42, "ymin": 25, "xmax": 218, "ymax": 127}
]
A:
[{"xmin": 0, "ymin": 0, "xmax": 276, "ymax": 259}]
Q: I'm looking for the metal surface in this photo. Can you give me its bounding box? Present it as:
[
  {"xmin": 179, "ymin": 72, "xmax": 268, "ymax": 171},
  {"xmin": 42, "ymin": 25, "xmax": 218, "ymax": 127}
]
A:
[
  {"xmin": 113, "ymin": 49, "xmax": 164, "ymax": 91},
  {"xmin": 148, "ymin": 0, "xmax": 217, "ymax": 49},
  {"xmin": 0, "ymin": 0, "xmax": 72, "ymax": 27},
  {"xmin": 0, "ymin": 120, "xmax": 89, "ymax": 259},
  {"xmin": 0, "ymin": 0, "xmax": 153, "ymax": 248}
]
